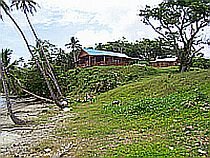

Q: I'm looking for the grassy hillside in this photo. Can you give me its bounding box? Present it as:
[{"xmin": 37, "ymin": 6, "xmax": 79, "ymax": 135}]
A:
[
  {"xmin": 59, "ymin": 65, "xmax": 177, "ymax": 101},
  {"xmin": 38, "ymin": 67, "xmax": 209, "ymax": 157}
]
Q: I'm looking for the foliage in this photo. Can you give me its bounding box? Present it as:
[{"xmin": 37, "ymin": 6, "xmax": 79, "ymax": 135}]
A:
[
  {"xmin": 192, "ymin": 57, "xmax": 210, "ymax": 69},
  {"xmin": 19, "ymin": 66, "xmax": 50, "ymax": 96},
  {"xmin": 95, "ymin": 38, "xmax": 172, "ymax": 60},
  {"xmin": 1, "ymin": 0, "xmax": 66, "ymax": 107},
  {"xmin": 11, "ymin": 0, "xmax": 39, "ymax": 15},
  {"xmin": 0, "ymin": 48, "xmax": 24, "ymax": 94},
  {"xmin": 0, "ymin": 48, "xmax": 52, "ymax": 97},
  {"xmin": 58, "ymin": 66, "xmax": 177, "ymax": 101},
  {"xmin": 65, "ymin": 37, "xmax": 82, "ymax": 67},
  {"xmin": 103, "ymin": 90, "xmax": 208, "ymax": 116},
  {"xmin": 139, "ymin": 0, "xmax": 210, "ymax": 72}
]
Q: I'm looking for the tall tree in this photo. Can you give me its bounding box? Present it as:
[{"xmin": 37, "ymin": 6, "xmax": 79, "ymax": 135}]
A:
[
  {"xmin": 11, "ymin": 0, "xmax": 39, "ymax": 38},
  {"xmin": 0, "ymin": 0, "xmax": 66, "ymax": 108},
  {"xmin": 0, "ymin": 48, "xmax": 53, "ymax": 102},
  {"xmin": 65, "ymin": 37, "xmax": 82, "ymax": 67},
  {"xmin": 0, "ymin": 49, "xmax": 27, "ymax": 125},
  {"xmin": 11, "ymin": 0, "xmax": 64, "ymax": 103},
  {"xmin": 139, "ymin": 0, "xmax": 210, "ymax": 72},
  {"xmin": 0, "ymin": 1, "xmax": 57, "ymax": 102}
]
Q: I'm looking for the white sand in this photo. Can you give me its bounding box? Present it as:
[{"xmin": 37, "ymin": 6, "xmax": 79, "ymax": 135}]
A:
[{"xmin": 0, "ymin": 131, "xmax": 21, "ymax": 146}]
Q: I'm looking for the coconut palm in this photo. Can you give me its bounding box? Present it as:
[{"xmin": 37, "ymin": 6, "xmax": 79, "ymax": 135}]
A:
[
  {"xmin": 0, "ymin": 0, "xmax": 66, "ymax": 108},
  {"xmin": 1, "ymin": 48, "xmax": 54, "ymax": 102},
  {"xmin": 1, "ymin": 48, "xmax": 19, "ymax": 94},
  {"xmin": 0, "ymin": 50, "xmax": 27, "ymax": 125},
  {"xmin": 11, "ymin": 0, "xmax": 65, "ymax": 105},
  {"xmin": 0, "ymin": 48, "xmax": 56, "ymax": 125},
  {"xmin": 11, "ymin": 0, "xmax": 39, "ymax": 38},
  {"xmin": 65, "ymin": 37, "xmax": 82, "ymax": 67},
  {"xmin": 0, "ymin": 4, "xmax": 55, "ymax": 100}
]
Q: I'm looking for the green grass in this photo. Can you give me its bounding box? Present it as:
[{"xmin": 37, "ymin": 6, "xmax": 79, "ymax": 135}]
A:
[
  {"xmin": 36, "ymin": 67, "xmax": 209, "ymax": 157},
  {"xmin": 59, "ymin": 65, "xmax": 178, "ymax": 101}
]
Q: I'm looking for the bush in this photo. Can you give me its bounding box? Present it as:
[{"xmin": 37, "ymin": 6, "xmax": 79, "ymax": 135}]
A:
[{"xmin": 58, "ymin": 66, "xmax": 165, "ymax": 100}]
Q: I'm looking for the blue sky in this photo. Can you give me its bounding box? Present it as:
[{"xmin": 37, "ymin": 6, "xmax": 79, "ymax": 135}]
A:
[{"xmin": 0, "ymin": 0, "xmax": 210, "ymax": 61}]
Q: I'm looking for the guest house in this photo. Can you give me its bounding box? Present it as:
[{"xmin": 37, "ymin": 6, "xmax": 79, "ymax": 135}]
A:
[
  {"xmin": 78, "ymin": 49, "xmax": 133, "ymax": 67},
  {"xmin": 150, "ymin": 56, "xmax": 179, "ymax": 67}
]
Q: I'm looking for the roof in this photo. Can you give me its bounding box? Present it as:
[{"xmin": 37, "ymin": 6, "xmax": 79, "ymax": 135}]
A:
[
  {"xmin": 83, "ymin": 49, "xmax": 131, "ymax": 59},
  {"xmin": 130, "ymin": 57, "xmax": 142, "ymax": 60},
  {"xmin": 156, "ymin": 57, "xmax": 178, "ymax": 62},
  {"xmin": 150, "ymin": 56, "xmax": 178, "ymax": 62}
]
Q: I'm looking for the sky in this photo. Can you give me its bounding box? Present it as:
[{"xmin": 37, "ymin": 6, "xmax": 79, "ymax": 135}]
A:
[{"xmin": 0, "ymin": 0, "xmax": 210, "ymax": 61}]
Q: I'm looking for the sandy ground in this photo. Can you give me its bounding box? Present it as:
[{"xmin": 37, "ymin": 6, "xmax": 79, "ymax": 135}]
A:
[
  {"xmin": 0, "ymin": 97, "xmax": 76, "ymax": 158},
  {"xmin": 0, "ymin": 98, "xmax": 59, "ymax": 157}
]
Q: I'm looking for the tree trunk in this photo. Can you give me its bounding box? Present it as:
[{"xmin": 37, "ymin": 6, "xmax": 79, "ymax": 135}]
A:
[
  {"xmin": 179, "ymin": 49, "xmax": 193, "ymax": 73},
  {"xmin": 73, "ymin": 51, "xmax": 77, "ymax": 67},
  {"xmin": 0, "ymin": 59, "xmax": 26, "ymax": 125},
  {"xmin": 179, "ymin": 64, "xmax": 188, "ymax": 72},
  {"xmin": 25, "ymin": 13, "xmax": 39, "ymax": 39},
  {"xmin": 13, "ymin": 77, "xmax": 54, "ymax": 103},
  {"xmin": 26, "ymin": 13, "xmax": 63, "ymax": 99},
  {"xmin": 2, "ymin": 6, "xmax": 58, "ymax": 105},
  {"xmin": 0, "ymin": 60, "xmax": 12, "ymax": 115}
]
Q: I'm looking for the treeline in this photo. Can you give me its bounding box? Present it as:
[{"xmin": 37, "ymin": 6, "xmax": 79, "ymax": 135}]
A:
[
  {"xmin": 94, "ymin": 37, "xmax": 176, "ymax": 60},
  {"xmin": 94, "ymin": 38, "xmax": 210, "ymax": 69}
]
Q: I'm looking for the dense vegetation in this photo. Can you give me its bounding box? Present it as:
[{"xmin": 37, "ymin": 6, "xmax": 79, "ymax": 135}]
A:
[
  {"xmin": 35, "ymin": 67, "xmax": 209, "ymax": 157},
  {"xmin": 58, "ymin": 66, "xmax": 178, "ymax": 101},
  {"xmin": 94, "ymin": 38, "xmax": 171, "ymax": 60}
]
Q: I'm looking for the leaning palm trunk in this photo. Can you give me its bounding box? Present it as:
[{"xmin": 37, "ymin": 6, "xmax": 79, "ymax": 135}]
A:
[
  {"xmin": 26, "ymin": 12, "xmax": 63, "ymax": 99},
  {"xmin": 0, "ymin": 59, "xmax": 26, "ymax": 125},
  {"xmin": 2, "ymin": 6, "xmax": 65, "ymax": 108},
  {"xmin": 11, "ymin": 75, "xmax": 55, "ymax": 103}
]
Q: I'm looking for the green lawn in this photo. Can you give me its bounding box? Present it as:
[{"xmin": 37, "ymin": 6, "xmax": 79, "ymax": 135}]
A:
[{"xmin": 37, "ymin": 67, "xmax": 210, "ymax": 157}]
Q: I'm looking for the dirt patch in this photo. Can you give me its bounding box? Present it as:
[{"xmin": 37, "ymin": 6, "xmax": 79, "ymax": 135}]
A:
[{"xmin": 0, "ymin": 98, "xmax": 75, "ymax": 157}]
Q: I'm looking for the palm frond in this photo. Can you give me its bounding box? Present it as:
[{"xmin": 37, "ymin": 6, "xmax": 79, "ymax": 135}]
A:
[
  {"xmin": 0, "ymin": 0, "xmax": 10, "ymax": 20},
  {"xmin": 11, "ymin": 0, "xmax": 40, "ymax": 15}
]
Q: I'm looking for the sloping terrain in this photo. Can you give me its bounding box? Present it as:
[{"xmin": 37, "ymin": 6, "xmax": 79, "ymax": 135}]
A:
[
  {"xmin": 59, "ymin": 65, "xmax": 177, "ymax": 101},
  {"xmin": 2, "ymin": 67, "xmax": 210, "ymax": 157},
  {"xmin": 34, "ymin": 68, "xmax": 210, "ymax": 157}
]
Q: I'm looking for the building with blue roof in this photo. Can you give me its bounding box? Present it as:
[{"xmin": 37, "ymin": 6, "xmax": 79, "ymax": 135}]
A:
[{"xmin": 78, "ymin": 49, "xmax": 133, "ymax": 67}]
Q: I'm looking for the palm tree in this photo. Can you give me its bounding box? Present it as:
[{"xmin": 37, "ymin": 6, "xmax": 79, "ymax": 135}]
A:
[
  {"xmin": 10, "ymin": 0, "xmax": 39, "ymax": 38},
  {"xmin": 1, "ymin": 3, "xmax": 55, "ymax": 99},
  {"xmin": 1, "ymin": 48, "xmax": 18, "ymax": 94},
  {"xmin": 0, "ymin": 50, "xmax": 26, "ymax": 125},
  {"xmin": 1, "ymin": 48, "xmax": 54, "ymax": 103},
  {"xmin": 11, "ymin": 0, "xmax": 65, "ymax": 106},
  {"xmin": 65, "ymin": 37, "xmax": 82, "ymax": 67},
  {"xmin": 0, "ymin": 0, "xmax": 66, "ymax": 108}
]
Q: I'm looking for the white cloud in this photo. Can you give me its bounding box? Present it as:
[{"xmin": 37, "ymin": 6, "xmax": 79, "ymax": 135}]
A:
[
  {"xmin": 35, "ymin": 0, "xmax": 161, "ymax": 45},
  {"xmin": 5, "ymin": 0, "xmax": 209, "ymax": 59},
  {"xmin": 75, "ymin": 29, "xmax": 111, "ymax": 46},
  {"xmin": 0, "ymin": 0, "xmax": 163, "ymax": 60}
]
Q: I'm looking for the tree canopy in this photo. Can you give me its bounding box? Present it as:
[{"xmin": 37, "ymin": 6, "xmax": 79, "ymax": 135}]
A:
[
  {"xmin": 95, "ymin": 38, "xmax": 173, "ymax": 61},
  {"xmin": 139, "ymin": 0, "xmax": 210, "ymax": 72}
]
